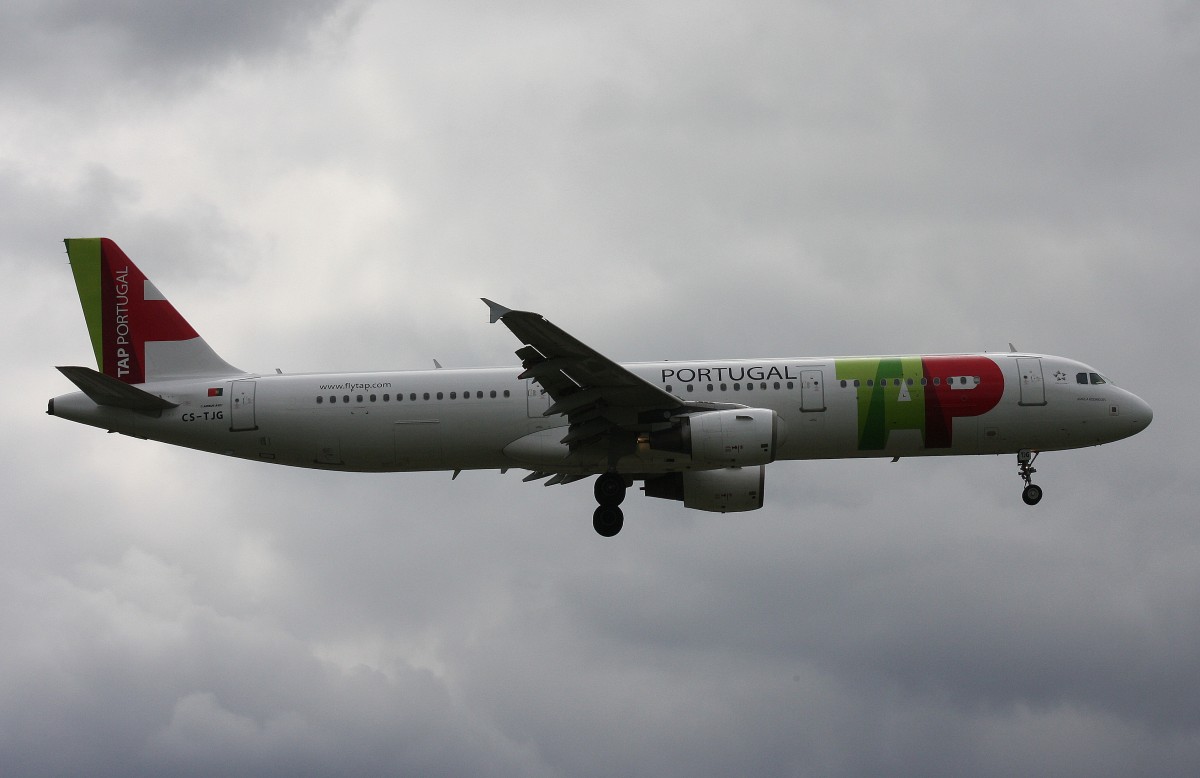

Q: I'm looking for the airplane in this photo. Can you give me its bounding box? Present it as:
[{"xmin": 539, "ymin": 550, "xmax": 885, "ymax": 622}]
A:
[{"xmin": 48, "ymin": 238, "xmax": 1153, "ymax": 536}]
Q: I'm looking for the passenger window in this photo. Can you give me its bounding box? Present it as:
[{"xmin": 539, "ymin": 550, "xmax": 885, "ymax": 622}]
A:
[
  {"xmin": 343, "ymin": 395, "xmax": 350, "ymax": 403},
  {"xmin": 706, "ymin": 384, "xmax": 714, "ymax": 392},
  {"xmin": 720, "ymin": 384, "xmax": 727, "ymax": 391},
  {"xmin": 357, "ymin": 395, "xmax": 363, "ymax": 403},
  {"xmin": 423, "ymin": 392, "xmax": 430, "ymax": 400},
  {"xmin": 329, "ymin": 396, "xmax": 336, "ymax": 403},
  {"xmin": 787, "ymin": 382, "xmax": 794, "ymax": 389},
  {"xmin": 370, "ymin": 394, "xmax": 377, "ymax": 402},
  {"xmin": 477, "ymin": 391, "xmax": 483, "ymax": 398},
  {"xmin": 503, "ymin": 390, "xmax": 511, "ymax": 398},
  {"xmin": 774, "ymin": 382, "xmax": 781, "ymax": 390},
  {"xmin": 687, "ymin": 384, "xmax": 694, "ymax": 392},
  {"xmin": 384, "ymin": 394, "xmax": 390, "ymax": 401},
  {"xmin": 437, "ymin": 392, "xmax": 444, "ymax": 400},
  {"xmin": 665, "ymin": 385, "xmax": 673, "ymax": 393},
  {"xmin": 450, "ymin": 392, "xmax": 456, "ymax": 399},
  {"xmin": 733, "ymin": 383, "xmax": 740, "ymax": 391},
  {"xmin": 316, "ymin": 396, "xmax": 323, "ymax": 404}
]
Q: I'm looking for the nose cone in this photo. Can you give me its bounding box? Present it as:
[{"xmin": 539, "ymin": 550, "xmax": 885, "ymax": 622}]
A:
[{"xmin": 1127, "ymin": 391, "xmax": 1153, "ymax": 435}]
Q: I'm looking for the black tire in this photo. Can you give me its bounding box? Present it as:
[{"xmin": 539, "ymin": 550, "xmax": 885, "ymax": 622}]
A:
[
  {"xmin": 594, "ymin": 473, "xmax": 627, "ymax": 507},
  {"xmin": 1022, "ymin": 484, "xmax": 1043, "ymax": 505},
  {"xmin": 593, "ymin": 505, "xmax": 624, "ymax": 537}
]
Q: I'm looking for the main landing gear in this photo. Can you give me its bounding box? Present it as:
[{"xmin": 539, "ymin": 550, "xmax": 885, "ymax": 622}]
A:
[
  {"xmin": 593, "ymin": 473, "xmax": 627, "ymax": 537},
  {"xmin": 1018, "ymin": 449, "xmax": 1043, "ymax": 505}
]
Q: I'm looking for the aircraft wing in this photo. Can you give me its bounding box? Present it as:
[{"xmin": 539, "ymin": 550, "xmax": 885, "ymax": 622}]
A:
[{"xmin": 484, "ymin": 299, "xmax": 684, "ymax": 462}]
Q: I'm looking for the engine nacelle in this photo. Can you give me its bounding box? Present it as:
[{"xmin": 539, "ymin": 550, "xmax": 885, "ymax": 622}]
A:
[
  {"xmin": 642, "ymin": 408, "xmax": 784, "ymax": 467},
  {"xmin": 643, "ymin": 467, "xmax": 766, "ymax": 512}
]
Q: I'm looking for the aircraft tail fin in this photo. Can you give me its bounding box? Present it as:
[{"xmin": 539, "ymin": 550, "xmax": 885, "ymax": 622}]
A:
[{"xmin": 63, "ymin": 238, "xmax": 243, "ymax": 384}]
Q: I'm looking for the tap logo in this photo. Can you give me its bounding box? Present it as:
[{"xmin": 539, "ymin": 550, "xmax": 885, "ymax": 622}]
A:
[{"xmin": 835, "ymin": 355, "xmax": 1004, "ymax": 449}]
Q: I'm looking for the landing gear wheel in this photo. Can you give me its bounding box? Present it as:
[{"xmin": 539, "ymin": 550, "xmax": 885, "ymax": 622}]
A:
[
  {"xmin": 593, "ymin": 505, "xmax": 624, "ymax": 537},
  {"xmin": 594, "ymin": 473, "xmax": 627, "ymax": 507},
  {"xmin": 1016, "ymin": 449, "xmax": 1043, "ymax": 506}
]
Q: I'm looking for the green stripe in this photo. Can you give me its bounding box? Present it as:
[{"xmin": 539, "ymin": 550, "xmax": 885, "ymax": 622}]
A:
[{"xmin": 65, "ymin": 238, "xmax": 104, "ymax": 371}]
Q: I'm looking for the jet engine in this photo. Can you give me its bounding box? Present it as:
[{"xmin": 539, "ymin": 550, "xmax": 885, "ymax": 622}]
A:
[
  {"xmin": 640, "ymin": 407, "xmax": 784, "ymax": 467},
  {"xmin": 643, "ymin": 466, "xmax": 766, "ymax": 512}
]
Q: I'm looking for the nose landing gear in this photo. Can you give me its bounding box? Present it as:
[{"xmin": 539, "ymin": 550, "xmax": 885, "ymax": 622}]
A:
[
  {"xmin": 1018, "ymin": 450, "xmax": 1042, "ymax": 505},
  {"xmin": 593, "ymin": 473, "xmax": 628, "ymax": 537}
]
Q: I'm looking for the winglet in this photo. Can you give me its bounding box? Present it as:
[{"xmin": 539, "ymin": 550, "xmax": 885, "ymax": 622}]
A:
[{"xmin": 482, "ymin": 298, "xmax": 512, "ymax": 324}]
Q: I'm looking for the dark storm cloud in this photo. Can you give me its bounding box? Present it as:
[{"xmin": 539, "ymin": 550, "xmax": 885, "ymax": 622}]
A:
[
  {"xmin": 0, "ymin": 548, "xmax": 548, "ymax": 777},
  {"xmin": 0, "ymin": 0, "xmax": 355, "ymax": 94}
]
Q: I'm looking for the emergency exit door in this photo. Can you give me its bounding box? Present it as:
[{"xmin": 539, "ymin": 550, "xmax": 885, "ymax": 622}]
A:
[
  {"xmin": 800, "ymin": 369, "xmax": 826, "ymax": 412},
  {"xmin": 526, "ymin": 378, "xmax": 551, "ymax": 418}
]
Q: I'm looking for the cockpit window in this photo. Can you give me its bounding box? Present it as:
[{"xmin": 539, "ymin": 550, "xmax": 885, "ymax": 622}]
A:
[
  {"xmin": 1076, "ymin": 372, "xmax": 1088, "ymax": 385},
  {"xmin": 1090, "ymin": 373, "xmax": 1107, "ymax": 385}
]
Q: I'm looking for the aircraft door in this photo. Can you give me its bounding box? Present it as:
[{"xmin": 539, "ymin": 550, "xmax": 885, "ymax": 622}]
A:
[
  {"xmin": 1016, "ymin": 358, "xmax": 1047, "ymax": 406},
  {"xmin": 526, "ymin": 378, "xmax": 551, "ymax": 418},
  {"xmin": 230, "ymin": 379, "xmax": 258, "ymax": 431},
  {"xmin": 800, "ymin": 369, "xmax": 826, "ymax": 412}
]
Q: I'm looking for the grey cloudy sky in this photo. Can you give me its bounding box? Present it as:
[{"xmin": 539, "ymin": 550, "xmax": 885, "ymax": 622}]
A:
[{"xmin": 4, "ymin": 1, "xmax": 1199, "ymax": 775}]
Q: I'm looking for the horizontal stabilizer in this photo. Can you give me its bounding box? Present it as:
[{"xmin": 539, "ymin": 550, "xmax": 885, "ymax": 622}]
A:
[{"xmin": 56, "ymin": 366, "xmax": 179, "ymax": 411}]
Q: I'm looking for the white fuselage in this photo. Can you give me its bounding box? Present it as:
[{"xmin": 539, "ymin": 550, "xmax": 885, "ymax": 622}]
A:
[{"xmin": 49, "ymin": 352, "xmax": 1152, "ymax": 474}]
